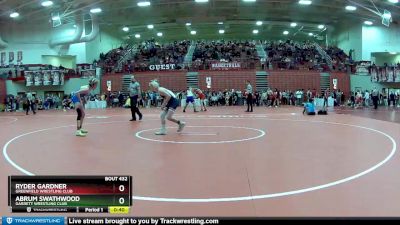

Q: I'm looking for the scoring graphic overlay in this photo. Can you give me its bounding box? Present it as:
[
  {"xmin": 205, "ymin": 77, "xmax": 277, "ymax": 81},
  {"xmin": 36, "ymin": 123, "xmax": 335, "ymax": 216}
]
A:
[{"xmin": 8, "ymin": 176, "xmax": 132, "ymax": 213}]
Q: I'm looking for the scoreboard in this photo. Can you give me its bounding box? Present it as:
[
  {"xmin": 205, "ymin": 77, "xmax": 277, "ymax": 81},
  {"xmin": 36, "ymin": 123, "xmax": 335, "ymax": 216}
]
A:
[{"xmin": 8, "ymin": 176, "xmax": 132, "ymax": 213}]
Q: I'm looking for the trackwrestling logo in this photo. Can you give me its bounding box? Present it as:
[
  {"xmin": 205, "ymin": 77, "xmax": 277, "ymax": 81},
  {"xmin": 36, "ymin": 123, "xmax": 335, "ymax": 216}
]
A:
[{"xmin": 6, "ymin": 217, "xmax": 12, "ymax": 224}]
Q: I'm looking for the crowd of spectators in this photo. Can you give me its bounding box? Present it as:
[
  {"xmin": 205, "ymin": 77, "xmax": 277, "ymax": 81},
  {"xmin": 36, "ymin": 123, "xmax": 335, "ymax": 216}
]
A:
[
  {"xmin": 192, "ymin": 40, "xmax": 258, "ymax": 63},
  {"xmin": 97, "ymin": 39, "xmax": 354, "ymax": 73}
]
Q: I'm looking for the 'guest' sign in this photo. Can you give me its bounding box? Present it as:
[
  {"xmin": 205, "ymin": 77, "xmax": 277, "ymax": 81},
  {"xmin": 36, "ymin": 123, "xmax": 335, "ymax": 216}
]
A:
[{"xmin": 149, "ymin": 64, "xmax": 176, "ymax": 71}]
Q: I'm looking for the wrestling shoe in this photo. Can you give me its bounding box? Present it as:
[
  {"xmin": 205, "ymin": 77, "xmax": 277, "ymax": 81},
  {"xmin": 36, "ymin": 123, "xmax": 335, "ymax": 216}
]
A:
[
  {"xmin": 177, "ymin": 122, "xmax": 186, "ymax": 132},
  {"xmin": 75, "ymin": 130, "xmax": 86, "ymax": 137},
  {"xmin": 80, "ymin": 129, "xmax": 88, "ymax": 134},
  {"xmin": 155, "ymin": 127, "xmax": 167, "ymax": 135}
]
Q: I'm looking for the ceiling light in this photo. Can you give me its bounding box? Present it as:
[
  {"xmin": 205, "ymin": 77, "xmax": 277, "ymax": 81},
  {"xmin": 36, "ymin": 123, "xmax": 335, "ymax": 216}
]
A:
[
  {"xmin": 345, "ymin": 5, "xmax": 357, "ymax": 11},
  {"xmin": 157, "ymin": 32, "xmax": 163, "ymax": 37},
  {"xmin": 318, "ymin": 24, "xmax": 325, "ymax": 29},
  {"xmin": 147, "ymin": 24, "xmax": 154, "ymax": 29},
  {"xmin": 73, "ymin": 24, "xmax": 77, "ymax": 28},
  {"xmin": 195, "ymin": 0, "xmax": 208, "ymax": 2},
  {"xmin": 90, "ymin": 8, "xmax": 102, "ymax": 13},
  {"xmin": 389, "ymin": 52, "xmax": 397, "ymax": 54},
  {"xmin": 256, "ymin": 21, "xmax": 263, "ymax": 26},
  {"xmin": 191, "ymin": 30, "xmax": 197, "ymax": 35},
  {"xmin": 290, "ymin": 22, "xmax": 297, "ymax": 27},
  {"xmin": 186, "ymin": 22, "xmax": 191, "ymax": 26},
  {"xmin": 364, "ymin": 21, "xmax": 373, "ymax": 25},
  {"xmin": 122, "ymin": 27, "xmax": 129, "ymax": 32},
  {"xmin": 137, "ymin": 1, "xmax": 151, "ymax": 7},
  {"xmin": 219, "ymin": 29, "xmax": 225, "ymax": 34},
  {"xmin": 10, "ymin": 12, "xmax": 19, "ymax": 18},
  {"xmin": 308, "ymin": 32, "xmax": 313, "ymax": 36},
  {"xmin": 41, "ymin": 1, "xmax": 53, "ymax": 7},
  {"xmin": 51, "ymin": 15, "xmax": 60, "ymax": 20},
  {"xmin": 253, "ymin": 29, "xmax": 259, "ymax": 34},
  {"xmin": 218, "ymin": 22, "xmax": 223, "ymax": 25},
  {"xmin": 243, "ymin": 0, "xmax": 256, "ymax": 2},
  {"xmin": 135, "ymin": 34, "xmax": 141, "ymax": 38},
  {"xmin": 298, "ymin": 0, "xmax": 312, "ymax": 5},
  {"xmin": 283, "ymin": 31, "xmax": 289, "ymax": 35},
  {"xmin": 388, "ymin": 0, "xmax": 398, "ymax": 3}
]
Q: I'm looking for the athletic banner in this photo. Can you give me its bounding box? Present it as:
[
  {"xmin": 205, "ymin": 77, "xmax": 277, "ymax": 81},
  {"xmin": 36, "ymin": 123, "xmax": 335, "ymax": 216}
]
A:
[
  {"xmin": 211, "ymin": 62, "xmax": 241, "ymax": 70},
  {"xmin": 17, "ymin": 51, "xmax": 23, "ymax": 62},
  {"xmin": 43, "ymin": 72, "xmax": 51, "ymax": 85},
  {"xmin": 52, "ymin": 71, "xmax": 61, "ymax": 85},
  {"xmin": 206, "ymin": 77, "xmax": 211, "ymax": 89},
  {"xmin": 107, "ymin": 80, "xmax": 112, "ymax": 91},
  {"xmin": 34, "ymin": 72, "xmax": 43, "ymax": 86},
  {"xmin": 148, "ymin": 64, "xmax": 176, "ymax": 71},
  {"xmin": 25, "ymin": 72, "xmax": 33, "ymax": 86},
  {"xmin": 355, "ymin": 61, "xmax": 370, "ymax": 74},
  {"xmin": 332, "ymin": 78, "xmax": 338, "ymax": 90},
  {"xmin": 9, "ymin": 51, "xmax": 14, "ymax": 63},
  {"xmin": 1, "ymin": 52, "xmax": 5, "ymax": 66}
]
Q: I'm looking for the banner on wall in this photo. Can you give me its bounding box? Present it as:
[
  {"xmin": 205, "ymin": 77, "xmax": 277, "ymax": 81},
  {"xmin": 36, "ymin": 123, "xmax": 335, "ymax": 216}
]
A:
[
  {"xmin": 34, "ymin": 72, "xmax": 43, "ymax": 86},
  {"xmin": 0, "ymin": 52, "xmax": 5, "ymax": 66},
  {"xmin": 206, "ymin": 77, "xmax": 211, "ymax": 89},
  {"xmin": 43, "ymin": 71, "xmax": 51, "ymax": 85},
  {"xmin": 332, "ymin": 78, "xmax": 338, "ymax": 90},
  {"xmin": 107, "ymin": 80, "xmax": 112, "ymax": 91},
  {"xmin": 355, "ymin": 61, "xmax": 371, "ymax": 74},
  {"xmin": 25, "ymin": 72, "xmax": 33, "ymax": 86},
  {"xmin": 8, "ymin": 52, "xmax": 14, "ymax": 63},
  {"xmin": 149, "ymin": 64, "xmax": 176, "ymax": 71},
  {"xmin": 51, "ymin": 71, "xmax": 61, "ymax": 85},
  {"xmin": 17, "ymin": 51, "xmax": 23, "ymax": 62},
  {"xmin": 211, "ymin": 62, "xmax": 241, "ymax": 70}
]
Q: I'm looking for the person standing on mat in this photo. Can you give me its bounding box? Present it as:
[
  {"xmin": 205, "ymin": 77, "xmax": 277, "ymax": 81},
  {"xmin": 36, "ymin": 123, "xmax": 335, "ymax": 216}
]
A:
[
  {"xmin": 193, "ymin": 88, "xmax": 207, "ymax": 111},
  {"xmin": 129, "ymin": 75, "xmax": 143, "ymax": 121},
  {"xmin": 245, "ymin": 80, "xmax": 253, "ymax": 112},
  {"xmin": 149, "ymin": 79, "xmax": 185, "ymax": 135},
  {"xmin": 71, "ymin": 78, "xmax": 98, "ymax": 137},
  {"xmin": 26, "ymin": 91, "xmax": 36, "ymax": 115},
  {"xmin": 372, "ymin": 87, "xmax": 379, "ymax": 109},
  {"xmin": 183, "ymin": 86, "xmax": 198, "ymax": 113}
]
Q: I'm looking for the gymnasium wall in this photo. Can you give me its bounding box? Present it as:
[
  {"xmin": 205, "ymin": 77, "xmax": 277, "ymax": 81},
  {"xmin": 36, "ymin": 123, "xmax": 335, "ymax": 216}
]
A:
[
  {"xmin": 0, "ymin": 23, "xmax": 123, "ymax": 65},
  {"xmin": 0, "ymin": 79, "xmax": 6, "ymax": 103},
  {"xmin": 362, "ymin": 25, "xmax": 400, "ymax": 61},
  {"xmin": 101, "ymin": 71, "xmax": 187, "ymax": 93},
  {"xmin": 349, "ymin": 74, "xmax": 400, "ymax": 92},
  {"xmin": 101, "ymin": 70, "xmax": 353, "ymax": 94},
  {"xmin": 5, "ymin": 77, "xmax": 99, "ymax": 98},
  {"xmin": 267, "ymin": 71, "xmax": 320, "ymax": 91},
  {"xmin": 330, "ymin": 72, "xmax": 351, "ymax": 95},
  {"xmin": 331, "ymin": 24, "xmax": 363, "ymax": 61},
  {"xmin": 198, "ymin": 70, "xmax": 256, "ymax": 91}
]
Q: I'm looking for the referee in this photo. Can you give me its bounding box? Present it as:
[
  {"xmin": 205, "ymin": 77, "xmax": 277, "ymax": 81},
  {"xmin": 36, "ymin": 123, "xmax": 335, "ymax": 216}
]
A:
[
  {"xmin": 245, "ymin": 80, "xmax": 253, "ymax": 112},
  {"xmin": 129, "ymin": 75, "xmax": 143, "ymax": 121}
]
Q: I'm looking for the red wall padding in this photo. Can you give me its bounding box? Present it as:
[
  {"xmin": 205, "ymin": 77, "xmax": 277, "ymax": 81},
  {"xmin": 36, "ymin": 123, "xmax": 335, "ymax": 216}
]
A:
[
  {"xmin": 198, "ymin": 70, "xmax": 256, "ymax": 91},
  {"xmin": 101, "ymin": 71, "xmax": 187, "ymax": 93},
  {"xmin": 0, "ymin": 79, "xmax": 6, "ymax": 104},
  {"xmin": 330, "ymin": 72, "xmax": 351, "ymax": 96},
  {"xmin": 101, "ymin": 71, "xmax": 351, "ymax": 95},
  {"xmin": 267, "ymin": 71, "xmax": 321, "ymax": 91}
]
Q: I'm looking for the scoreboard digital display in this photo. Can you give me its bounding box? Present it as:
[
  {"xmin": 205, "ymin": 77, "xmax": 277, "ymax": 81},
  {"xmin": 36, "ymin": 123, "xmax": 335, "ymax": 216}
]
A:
[{"xmin": 8, "ymin": 176, "xmax": 132, "ymax": 213}]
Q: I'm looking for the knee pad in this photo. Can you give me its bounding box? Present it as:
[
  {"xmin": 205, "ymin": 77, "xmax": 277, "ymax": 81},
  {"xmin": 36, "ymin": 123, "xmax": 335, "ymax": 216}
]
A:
[{"xmin": 76, "ymin": 108, "xmax": 82, "ymax": 120}]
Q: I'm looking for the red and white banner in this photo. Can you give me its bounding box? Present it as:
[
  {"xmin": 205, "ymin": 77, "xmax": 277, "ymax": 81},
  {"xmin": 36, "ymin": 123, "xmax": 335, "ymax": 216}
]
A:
[
  {"xmin": 8, "ymin": 52, "xmax": 14, "ymax": 63},
  {"xmin": 0, "ymin": 52, "xmax": 5, "ymax": 66},
  {"xmin": 17, "ymin": 51, "xmax": 23, "ymax": 62},
  {"xmin": 211, "ymin": 62, "xmax": 241, "ymax": 70}
]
